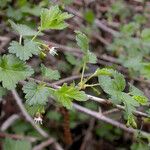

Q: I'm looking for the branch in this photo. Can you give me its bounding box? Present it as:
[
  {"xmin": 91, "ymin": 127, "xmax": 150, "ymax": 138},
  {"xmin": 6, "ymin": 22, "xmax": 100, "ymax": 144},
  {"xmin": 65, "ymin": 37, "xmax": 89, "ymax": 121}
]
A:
[
  {"xmin": 0, "ymin": 114, "xmax": 19, "ymax": 131},
  {"xmin": 0, "ymin": 132, "xmax": 37, "ymax": 142},
  {"xmin": 72, "ymin": 103, "xmax": 150, "ymax": 138},
  {"xmin": 33, "ymin": 138, "xmax": 54, "ymax": 150}
]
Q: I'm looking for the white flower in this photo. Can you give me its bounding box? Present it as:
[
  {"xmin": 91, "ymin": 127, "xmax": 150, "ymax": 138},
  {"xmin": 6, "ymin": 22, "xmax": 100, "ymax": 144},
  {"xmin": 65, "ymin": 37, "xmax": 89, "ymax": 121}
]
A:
[
  {"xmin": 49, "ymin": 47, "xmax": 58, "ymax": 56},
  {"xmin": 34, "ymin": 116, "xmax": 43, "ymax": 124}
]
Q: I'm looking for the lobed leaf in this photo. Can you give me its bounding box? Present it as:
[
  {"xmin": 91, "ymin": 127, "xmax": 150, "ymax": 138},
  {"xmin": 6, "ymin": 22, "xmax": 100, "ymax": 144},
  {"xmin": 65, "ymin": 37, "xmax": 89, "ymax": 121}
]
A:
[
  {"xmin": 54, "ymin": 83, "xmax": 88, "ymax": 109},
  {"xmin": 9, "ymin": 20, "xmax": 38, "ymax": 36},
  {"xmin": 40, "ymin": 6, "xmax": 73, "ymax": 30},
  {"xmin": 0, "ymin": 55, "xmax": 34, "ymax": 90},
  {"xmin": 23, "ymin": 82, "xmax": 52, "ymax": 105},
  {"xmin": 9, "ymin": 40, "xmax": 41, "ymax": 61},
  {"xmin": 41, "ymin": 64, "xmax": 60, "ymax": 80}
]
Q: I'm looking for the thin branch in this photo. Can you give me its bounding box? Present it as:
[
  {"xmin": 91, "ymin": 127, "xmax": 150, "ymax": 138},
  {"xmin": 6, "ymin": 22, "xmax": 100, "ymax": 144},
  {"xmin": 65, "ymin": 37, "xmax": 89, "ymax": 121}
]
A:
[
  {"xmin": 72, "ymin": 103, "xmax": 150, "ymax": 138},
  {"xmin": 33, "ymin": 138, "xmax": 54, "ymax": 150},
  {"xmin": 0, "ymin": 132, "xmax": 37, "ymax": 142},
  {"xmin": 0, "ymin": 114, "xmax": 19, "ymax": 131}
]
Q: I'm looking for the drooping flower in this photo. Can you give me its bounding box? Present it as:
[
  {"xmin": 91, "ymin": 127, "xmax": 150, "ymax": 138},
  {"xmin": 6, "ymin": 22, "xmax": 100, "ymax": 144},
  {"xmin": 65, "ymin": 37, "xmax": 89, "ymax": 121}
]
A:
[
  {"xmin": 34, "ymin": 116, "xmax": 43, "ymax": 124},
  {"xmin": 49, "ymin": 47, "xmax": 58, "ymax": 56}
]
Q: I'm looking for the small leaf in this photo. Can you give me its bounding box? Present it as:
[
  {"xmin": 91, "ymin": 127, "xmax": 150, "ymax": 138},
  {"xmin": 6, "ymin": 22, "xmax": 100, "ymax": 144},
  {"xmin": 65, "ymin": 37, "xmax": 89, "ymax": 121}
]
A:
[
  {"xmin": 40, "ymin": 6, "xmax": 73, "ymax": 30},
  {"xmin": 75, "ymin": 31, "xmax": 89, "ymax": 53},
  {"xmin": 23, "ymin": 82, "xmax": 53, "ymax": 105},
  {"xmin": 25, "ymin": 104, "xmax": 45, "ymax": 116},
  {"xmin": 132, "ymin": 96, "xmax": 148, "ymax": 105},
  {"xmin": 87, "ymin": 51, "xmax": 97, "ymax": 64},
  {"xmin": 65, "ymin": 52, "xmax": 79, "ymax": 65},
  {"xmin": 0, "ymin": 55, "xmax": 34, "ymax": 90},
  {"xmin": 9, "ymin": 40, "xmax": 41, "ymax": 61},
  {"xmin": 41, "ymin": 64, "xmax": 60, "ymax": 80},
  {"xmin": 94, "ymin": 68, "xmax": 113, "ymax": 76},
  {"xmin": 9, "ymin": 20, "xmax": 38, "ymax": 36},
  {"xmin": 54, "ymin": 83, "xmax": 88, "ymax": 109},
  {"xmin": 126, "ymin": 115, "xmax": 137, "ymax": 128}
]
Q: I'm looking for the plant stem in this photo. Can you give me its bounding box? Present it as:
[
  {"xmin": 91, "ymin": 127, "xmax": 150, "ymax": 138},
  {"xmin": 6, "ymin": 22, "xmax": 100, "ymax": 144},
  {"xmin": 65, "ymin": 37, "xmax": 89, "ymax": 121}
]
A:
[
  {"xmin": 31, "ymin": 30, "xmax": 41, "ymax": 41},
  {"xmin": 80, "ymin": 62, "xmax": 86, "ymax": 84},
  {"xmin": 19, "ymin": 35, "xmax": 22, "ymax": 45},
  {"xmin": 85, "ymin": 83, "xmax": 100, "ymax": 88}
]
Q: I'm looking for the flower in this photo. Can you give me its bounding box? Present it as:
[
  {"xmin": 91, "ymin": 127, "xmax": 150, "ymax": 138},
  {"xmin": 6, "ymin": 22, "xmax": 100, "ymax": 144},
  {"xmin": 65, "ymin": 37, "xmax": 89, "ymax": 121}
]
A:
[
  {"xmin": 34, "ymin": 116, "xmax": 43, "ymax": 124},
  {"xmin": 49, "ymin": 47, "xmax": 58, "ymax": 56}
]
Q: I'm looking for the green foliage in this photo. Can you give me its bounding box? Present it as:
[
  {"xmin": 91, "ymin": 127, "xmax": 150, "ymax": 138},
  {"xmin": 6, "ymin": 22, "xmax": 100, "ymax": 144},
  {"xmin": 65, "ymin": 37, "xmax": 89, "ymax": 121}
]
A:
[
  {"xmin": 108, "ymin": 21, "xmax": 150, "ymax": 79},
  {"xmin": 98, "ymin": 69, "xmax": 148, "ymax": 127},
  {"xmin": 9, "ymin": 20, "xmax": 38, "ymax": 36},
  {"xmin": 9, "ymin": 40, "xmax": 41, "ymax": 61},
  {"xmin": 41, "ymin": 64, "xmax": 60, "ymax": 80},
  {"xmin": 0, "ymin": 0, "xmax": 11, "ymax": 8},
  {"xmin": 131, "ymin": 142, "xmax": 150, "ymax": 150},
  {"xmin": 40, "ymin": 6, "xmax": 73, "ymax": 31},
  {"xmin": 84, "ymin": 9, "xmax": 95, "ymax": 24},
  {"xmin": 65, "ymin": 52, "xmax": 79, "ymax": 66},
  {"xmin": 0, "ymin": 55, "xmax": 33, "ymax": 89},
  {"xmin": 95, "ymin": 122, "xmax": 122, "ymax": 142},
  {"xmin": 47, "ymin": 110, "xmax": 62, "ymax": 121},
  {"xmin": 23, "ymin": 82, "xmax": 52, "ymax": 105},
  {"xmin": 75, "ymin": 31, "xmax": 97, "ymax": 64},
  {"xmin": 54, "ymin": 83, "xmax": 88, "ymax": 109},
  {"xmin": 75, "ymin": 31, "xmax": 89, "ymax": 53},
  {"xmin": 3, "ymin": 138, "xmax": 31, "ymax": 150}
]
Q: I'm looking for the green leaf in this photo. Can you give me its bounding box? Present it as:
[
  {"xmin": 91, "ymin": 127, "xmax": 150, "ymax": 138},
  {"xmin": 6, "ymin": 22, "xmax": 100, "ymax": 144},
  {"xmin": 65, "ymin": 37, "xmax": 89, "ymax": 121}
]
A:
[
  {"xmin": 40, "ymin": 6, "xmax": 73, "ymax": 30},
  {"xmin": 84, "ymin": 9, "xmax": 95, "ymax": 24},
  {"xmin": 0, "ymin": 55, "xmax": 34, "ymax": 90},
  {"xmin": 98, "ymin": 69, "xmax": 126, "ymax": 93},
  {"xmin": 65, "ymin": 52, "xmax": 79, "ymax": 65},
  {"xmin": 129, "ymin": 84, "xmax": 148, "ymax": 105},
  {"xmin": 41, "ymin": 64, "xmax": 60, "ymax": 80},
  {"xmin": 126, "ymin": 115, "xmax": 137, "ymax": 128},
  {"xmin": 9, "ymin": 20, "xmax": 38, "ymax": 36},
  {"xmin": 94, "ymin": 68, "xmax": 113, "ymax": 76},
  {"xmin": 132, "ymin": 95, "xmax": 148, "ymax": 105},
  {"xmin": 141, "ymin": 28, "xmax": 150, "ymax": 42},
  {"xmin": 75, "ymin": 31, "xmax": 89, "ymax": 53},
  {"xmin": 23, "ymin": 82, "xmax": 52, "ymax": 105},
  {"xmin": 9, "ymin": 40, "xmax": 41, "ymax": 61},
  {"xmin": 54, "ymin": 83, "xmax": 88, "ymax": 109},
  {"xmin": 25, "ymin": 104, "xmax": 45, "ymax": 116},
  {"xmin": 87, "ymin": 51, "xmax": 97, "ymax": 64},
  {"xmin": 140, "ymin": 63, "xmax": 150, "ymax": 79},
  {"xmin": 3, "ymin": 138, "xmax": 31, "ymax": 150}
]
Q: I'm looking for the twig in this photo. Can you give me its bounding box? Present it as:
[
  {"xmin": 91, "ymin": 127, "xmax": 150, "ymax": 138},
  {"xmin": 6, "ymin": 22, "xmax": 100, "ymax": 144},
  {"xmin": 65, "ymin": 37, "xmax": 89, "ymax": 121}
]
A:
[
  {"xmin": 72, "ymin": 103, "xmax": 150, "ymax": 138},
  {"xmin": 0, "ymin": 132, "xmax": 37, "ymax": 142},
  {"xmin": 103, "ymin": 108, "xmax": 120, "ymax": 115},
  {"xmin": 52, "ymin": 73, "xmax": 91, "ymax": 85},
  {"xmin": 0, "ymin": 114, "xmax": 19, "ymax": 131},
  {"xmin": 33, "ymin": 138, "xmax": 54, "ymax": 150},
  {"xmin": 11, "ymin": 90, "xmax": 49, "ymax": 138}
]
